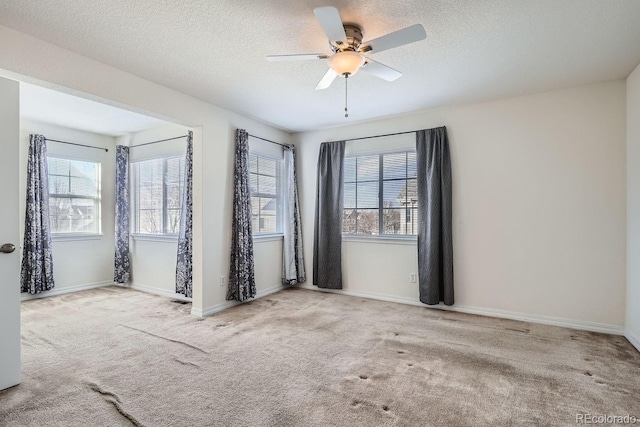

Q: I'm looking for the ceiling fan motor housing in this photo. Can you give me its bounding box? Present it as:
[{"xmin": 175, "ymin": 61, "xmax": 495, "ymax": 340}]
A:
[{"xmin": 335, "ymin": 24, "xmax": 364, "ymax": 52}]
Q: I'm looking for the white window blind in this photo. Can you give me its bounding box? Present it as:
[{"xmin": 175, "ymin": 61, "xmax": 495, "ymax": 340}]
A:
[
  {"xmin": 249, "ymin": 153, "xmax": 282, "ymax": 234},
  {"xmin": 343, "ymin": 151, "xmax": 417, "ymax": 236},
  {"xmin": 134, "ymin": 156, "xmax": 185, "ymax": 235},
  {"xmin": 47, "ymin": 157, "xmax": 101, "ymax": 234}
]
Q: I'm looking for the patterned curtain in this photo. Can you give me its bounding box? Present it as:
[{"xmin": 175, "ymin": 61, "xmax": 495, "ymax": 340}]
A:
[
  {"xmin": 227, "ymin": 129, "xmax": 256, "ymax": 302},
  {"xmin": 312, "ymin": 141, "xmax": 345, "ymax": 289},
  {"xmin": 114, "ymin": 145, "xmax": 130, "ymax": 284},
  {"xmin": 282, "ymin": 144, "xmax": 305, "ymax": 285},
  {"xmin": 21, "ymin": 134, "xmax": 55, "ymax": 294},
  {"xmin": 176, "ymin": 131, "xmax": 194, "ymax": 297},
  {"xmin": 416, "ymin": 127, "xmax": 454, "ymax": 305}
]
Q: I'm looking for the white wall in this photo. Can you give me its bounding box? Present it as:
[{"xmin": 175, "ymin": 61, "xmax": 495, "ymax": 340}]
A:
[
  {"xmin": 253, "ymin": 238, "xmax": 284, "ymax": 293},
  {"xmin": 19, "ymin": 119, "xmax": 116, "ymax": 295},
  {"xmin": 0, "ymin": 25, "xmax": 290, "ymax": 314},
  {"xmin": 627, "ymin": 63, "xmax": 640, "ymax": 350},
  {"xmin": 295, "ymin": 80, "xmax": 627, "ymax": 332}
]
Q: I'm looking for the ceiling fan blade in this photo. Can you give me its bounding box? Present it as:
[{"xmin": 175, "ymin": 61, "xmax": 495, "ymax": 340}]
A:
[
  {"xmin": 313, "ymin": 6, "xmax": 347, "ymax": 45},
  {"xmin": 360, "ymin": 24, "xmax": 426, "ymax": 54},
  {"xmin": 267, "ymin": 54, "xmax": 329, "ymax": 62},
  {"xmin": 315, "ymin": 68, "xmax": 338, "ymax": 90},
  {"xmin": 361, "ymin": 59, "xmax": 402, "ymax": 81}
]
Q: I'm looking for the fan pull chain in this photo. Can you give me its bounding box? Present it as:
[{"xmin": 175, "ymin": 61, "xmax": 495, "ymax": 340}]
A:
[{"xmin": 344, "ymin": 74, "xmax": 349, "ymax": 118}]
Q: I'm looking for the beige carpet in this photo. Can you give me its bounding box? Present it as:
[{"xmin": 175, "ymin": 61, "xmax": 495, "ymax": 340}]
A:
[{"xmin": 1, "ymin": 286, "xmax": 638, "ymax": 426}]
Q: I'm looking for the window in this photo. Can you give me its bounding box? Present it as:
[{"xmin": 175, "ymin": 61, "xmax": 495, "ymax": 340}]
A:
[
  {"xmin": 249, "ymin": 153, "xmax": 282, "ymax": 234},
  {"xmin": 343, "ymin": 151, "xmax": 417, "ymax": 236},
  {"xmin": 134, "ymin": 156, "xmax": 185, "ymax": 235},
  {"xmin": 48, "ymin": 157, "xmax": 101, "ymax": 234}
]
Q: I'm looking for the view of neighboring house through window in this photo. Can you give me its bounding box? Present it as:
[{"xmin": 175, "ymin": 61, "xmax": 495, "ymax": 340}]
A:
[
  {"xmin": 134, "ymin": 156, "xmax": 184, "ymax": 235},
  {"xmin": 249, "ymin": 153, "xmax": 282, "ymax": 234},
  {"xmin": 343, "ymin": 151, "xmax": 417, "ymax": 236},
  {"xmin": 48, "ymin": 157, "xmax": 101, "ymax": 234}
]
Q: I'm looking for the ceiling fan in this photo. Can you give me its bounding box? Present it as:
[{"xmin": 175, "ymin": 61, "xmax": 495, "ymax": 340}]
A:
[{"xmin": 267, "ymin": 6, "xmax": 427, "ymax": 91}]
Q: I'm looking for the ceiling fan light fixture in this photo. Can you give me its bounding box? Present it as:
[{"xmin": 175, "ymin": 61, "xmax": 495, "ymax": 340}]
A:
[{"xmin": 328, "ymin": 51, "xmax": 365, "ymax": 76}]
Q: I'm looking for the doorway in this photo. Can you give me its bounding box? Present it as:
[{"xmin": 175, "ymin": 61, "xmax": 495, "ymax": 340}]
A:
[{"xmin": 1, "ymin": 79, "xmax": 194, "ymax": 391}]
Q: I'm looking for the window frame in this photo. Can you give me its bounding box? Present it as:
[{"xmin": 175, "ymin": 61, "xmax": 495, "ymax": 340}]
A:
[
  {"xmin": 249, "ymin": 151, "xmax": 283, "ymax": 237},
  {"xmin": 343, "ymin": 149, "xmax": 418, "ymax": 241},
  {"xmin": 47, "ymin": 155, "xmax": 102, "ymax": 238},
  {"xmin": 132, "ymin": 155, "xmax": 185, "ymax": 237}
]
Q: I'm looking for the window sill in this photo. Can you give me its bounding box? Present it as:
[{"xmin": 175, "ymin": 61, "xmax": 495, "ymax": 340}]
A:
[
  {"xmin": 131, "ymin": 234, "xmax": 179, "ymax": 243},
  {"xmin": 52, "ymin": 233, "xmax": 103, "ymax": 242},
  {"xmin": 342, "ymin": 235, "xmax": 417, "ymax": 245},
  {"xmin": 253, "ymin": 234, "xmax": 283, "ymax": 243}
]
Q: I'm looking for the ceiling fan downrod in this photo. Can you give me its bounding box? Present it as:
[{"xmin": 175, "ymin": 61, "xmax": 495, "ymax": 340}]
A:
[{"xmin": 344, "ymin": 74, "xmax": 349, "ymax": 118}]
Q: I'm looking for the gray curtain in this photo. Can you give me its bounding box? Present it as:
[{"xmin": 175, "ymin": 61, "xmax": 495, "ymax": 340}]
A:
[
  {"xmin": 114, "ymin": 145, "xmax": 130, "ymax": 284},
  {"xmin": 282, "ymin": 144, "xmax": 305, "ymax": 285},
  {"xmin": 21, "ymin": 134, "xmax": 55, "ymax": 294},
  {"xmin": 227, "ymin": 129, "xmax": 256, "ymax": 301},
  {"xmin": 176, "ymin": 131, "xmax": 194, "ymax": 297},
  {"xmin": 416, "ymin": 127, "xmax": 454, "ymax": 305},
  {"xmin": 313, "ymin": 141, "xmax": 345, "ymax": 289}
]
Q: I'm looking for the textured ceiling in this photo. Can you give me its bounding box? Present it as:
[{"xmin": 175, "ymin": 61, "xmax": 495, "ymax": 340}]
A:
[
  {"xmin": 1, "ymin": 1, "xmax": 640, "ymax": 132},
  {"xmin": 21, "ymin": 84, "xmax": 167, "ymax": 136}
]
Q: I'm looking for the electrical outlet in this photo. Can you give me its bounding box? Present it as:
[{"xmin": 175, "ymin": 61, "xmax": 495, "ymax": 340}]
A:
[
  {"xmin": 220, "ymin": 275, "xmax": 226, "ymax": 286},
  {"xmin": 410, "ymin": 273, "xmax": 417, "ymax": 283}
]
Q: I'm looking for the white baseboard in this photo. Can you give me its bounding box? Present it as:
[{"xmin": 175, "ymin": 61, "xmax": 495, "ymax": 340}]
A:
[
  {"xmin": 625, "ymin": 330, "xmax": 640, "ymax": 353},
  {"xmin": 298, "ymin": 284, "xmax": 624, "ymax": 336},
  {"xmin": 118, "ymin": 282, "xmax": 192, "ymax": 302},
  {"xmin": 191, "ymin": 300, "xmax": 236, "ymax": 318},
  {"xmin": 192, "ymin": 284, "xmax": 288, "ymax": 317},
  {"xmin": 21, "ymin": 281, "xmax": 113, "ymax": 301}
]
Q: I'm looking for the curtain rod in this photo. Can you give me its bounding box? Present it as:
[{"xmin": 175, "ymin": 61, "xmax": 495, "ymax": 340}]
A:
[
  {"xmin": 248, "ymin": 134, "xmax": 288, "ymax": 148},
  {"xmin": 45, "ymin": 138, "xmax": 109, "ymax": 152},
  {"xmin": 129, "ymin": 134, "xmax": 190, "ymax": 149},
  {"xmin": 327, "ymin": 129, "xmax": 421, "ymax": 144}
]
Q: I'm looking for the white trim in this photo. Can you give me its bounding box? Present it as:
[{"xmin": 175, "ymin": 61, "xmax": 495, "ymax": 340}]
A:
[
  {"xmin": 625, "ymin": 330, "xmax": 640, "ymax": 353},
  {"xmin": 47, "ymin": 156, "xmax": 102, "ymax": 236},
  {"xmin": 21, "ymin": 281, "xmax": 112, "ymax": 301},
  {"xmin": 342, "ymin": 235, "xmax": 416, "ymax": 245},
  {"xmin": 253, "ymin": 234, "xmax": 284, "ymax": 243},
  {"xmin": 249, "ymin": 152, "xmax": 284, "ymax": 236},
  {"xmin": 131, "ymin": 233, "xmax": 178, "ymax": 242},
  {"xmin": 51, "ymin": 233, "xmax": 103, "ymax": 242},
  {"xmin": 297, "ymin": 285, "xmax": 624, "ymax": 336},
  {"xmin": 191, "ymin": 284, "xmax": 287, "ymax": 317},
  {"xmin": 118, "ymin": 282, "xmax": 191, "ymax": 302},
  {"xmin": 191, "ymin": 301, "xmax": 235, "ymax": 318}
]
